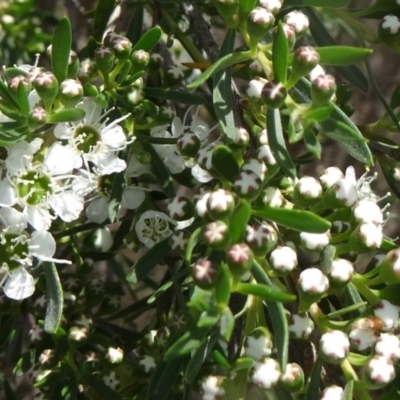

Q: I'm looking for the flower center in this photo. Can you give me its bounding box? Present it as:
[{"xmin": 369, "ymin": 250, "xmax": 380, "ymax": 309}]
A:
[
  {"xmin": 142, "ymin": 215, "xmax": 171, "ymax": 243},
  {"xmin": 74, "ymin": 125, "xmax": 101, "ymax": 153},
  {"xmin": 0, "ymin": 231, "xmax": 30, "ymax": 270},
  {"xmin": 17, "ymin": 170, "xmax": 52, "ymax": 206}
]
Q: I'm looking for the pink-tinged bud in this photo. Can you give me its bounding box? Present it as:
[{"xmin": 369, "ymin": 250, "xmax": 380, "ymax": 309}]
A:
[
  {"xmin": 288, "ymin": 313, "xmax": 314, "ymax": 339},
  {"xmin": 320, "ymin": 386, "xmax": 344, "ymax": 400},
  {"xmin": 207, "ymin": 189, "xmax": 235, "ymax": 220},
  {"xmin": 33, "ymin": 71, "xmax": 58, "ymax": 106},
  {"xmin": 319, "ymin": 166, "xmax": 343, "ymax": 189},
  {"xmin": 192, "ymin": 257, "xmax": 219, "ymax": 289},
  {"xmin": 58, "ymin": 79, "xmax": 83, "ymax": 107},
  {"xmin": 251, "ymin": 358, "xmax": 281, "ymax": 389},
  {"xmin": 167, "ymin": 196, "xmax": 195, "ymax": 221},
  {"xmin": 94, "ymin": 47, "xmax": 115, "ymax": 75},
  {"xmin": 9, "ymin": 75, "xmax": 30, "ymax": 91},
  {"xmin": 271, "ymin": 23, "xmax": 296, "ymax": 49},
  {"xmin": 320, "ymin": 330, "xmax": 350, "ymax": 363},
  {"xmin": 283, "ymin": 10, "xmax": 309, "ymax": 37},
  {"xmin": 328, "ymin": 258, "xmax": 354, "ymax": 289},
  {"xmin": 169, "ymin": 230, "xmax": 188, "ymax": 254},
  {"xmin": 349, "ymin": 223, "xmax": 383, "ymax": 252},
  {"xmin": 111, "ymin": 35, "xmax": 132, "ymax": 59},
  {"xmin": 311, "ymin": 73, "xmax": 336, "ymax": 106},
  {"xmin": 375, "ymin": 333, "xmax": 400, "ymax": 361},
  {"xmin": 280, "ymin": 363, "xmax": 304, "ymax": 393},
  {"xmin": 203, "ymin": 220, "xmax": 230, "ymax": 249},
  {"xmin": 379, "ymin": 248, "xmax": 400, "ymax": 283},
  {"xmin": 234, "ymin": 170, "xmax": 262, "ymax": 199},
  {"xmin": 247, "ymin": 7, "xmax": 275, "ymax": 54},
  {"xmin": 270, "ymin": 246, "xmax": 297, "ymax": 276},
  {"xmin": 293, "ymin": 176, "xmax": 322, "ymax": 207},
  {"xmin": 261, "ymin": 80, "xmax": 287, "ymax": 108},
  {"xmin": 298, "ymin": 268, "xmax": 329, "ymax": 311},
  {"xmin": 177, "ymin": 132, "xmax": 201, "ymax": 157},
  {"xmin": 131, "ymin": 49, "xmax": 150, "ymax": 70},
  {"xmin": 287, "ymin": 46, "xmax": 320, "ymax": 87},
  {"xmin": 28, "ymin": 107, "xmax": 47, "ymax": 129},
  {"xmin": 226, "ymin": 243, "xmax": 254, "ymax": 278},
  {"xmin": 259, "ymin": 0, "xmax": 283, "ymax": 15},
  {"xmin": 362, "ymin": 355, "xmax": 395, "ymax": 389},
  {"xmin": 353, "ymin": 199, "xmax": 383, "ymax": 225},
  {"xmin": 300, "ymin": 231, "xmax": 330, "ymax": 251},
  {"xmin": 228, "ymin": 127, "xmax": 250, "ymax": 149},
  {"xmin": 245, "ymin": 223, "xmax": 277, "ymax": 257}
]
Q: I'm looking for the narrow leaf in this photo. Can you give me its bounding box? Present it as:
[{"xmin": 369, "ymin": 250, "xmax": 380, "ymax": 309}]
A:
[
  {"xmin": 127, "ymin": 238, "xmax": 170, "ymax": 283},
  {"xmin": 213, "ymin": 29, "xmax": 237, "ymax": 140},
  {"xmin": 48, "ymin": 108, "xmax": 85, "ymax": 123},
  {"xmin": 267, "ymin": 108, "xmax": 297, "ymax": 179},
  {"xmin": 304, "ymin": 354, "xmax": 323, "ymax": 400},
  {"xmin": 229, "ymin": 199, "xmax": 251, "ymax": 243},
  {"xmin": 272, "ymin": 23, "xmax": 288, "ymax": 84},
  {"xmin": 343, "ymin": 380, "xmax": 354, "ymax": 400},
  {"xmin": 16, "ymin": 82, "xmax": 29, "ymax": 117},
  {"xmin": 51, "ymin": 17, "xmax": 72, "ymax": 83},
  {"xmin": 108, "ymin": 170, "xmax": 126, "ymax": 223},
  {"xmin": 316, "ymin": 46, "xmax": 372, "ymax": 66},
  {"xmin": 236, "ymin": 282, "xmax": 296, "ymax": 302},
  {"xmin": 132, "ymin": 26, "xmax": 162, "ymax": 52},
  {"xmin": 252, "ymin": 205, "xmax": 331, "ymax": 233},
  {"xmin": 188, "ymin": 50, "xmax": 251, "ymax": 90},
  {"xmin": 238, "ymin": 0, "xmax": 257, "ymax": 15},
  {"xmin": 44, "ymin": 263, "xmax": 64, "ymax": 333},
  {"xmin": 251, "ymin": 260, "xmax": 289, "ymax": 370},
  {"xmin": 211, "ymin": 145, "xmax": 240, "ymax": 182}
]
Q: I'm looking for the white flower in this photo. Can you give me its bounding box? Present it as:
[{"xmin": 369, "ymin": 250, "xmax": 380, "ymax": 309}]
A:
[
  {"xmin": 357, "ymin": 223, "xmax": 383, "ymax": 249},
  {"xmin": 135, "ymin": 210, "xmax": 175, "ymax": 248},
  {"xmin": 54, "ymin": 98, "xmax": 129, "ymax": 175},
  {"xmin": 320, "ymin": 330, "xmax": 350, "ymax": 362},
  {"xmin": 381, "ymin": 15, "xmax": 400, "ymax": 34},
  {"xmin": 364, "ymin": 355, "xmax": 395, "ymax": 385},
  {"xmin": 329, "ymin": 258, "xmax": 354, "ymax": 283},
  {"xmin": 0, "ymin": 207, "xmax": 70, "ymax": 300},
  {"xmin": 103, "ymin": 371, "xmax": 120, "ymax": 390},
  {"xmin": 139, "ymin": 355, "xmax": 156, "ymax": 373},
  {"xmin": 251, "ymin": 358, "xmax": 281, "ymax": 389},
  {"xmin": 201, "ymin": 376, "xmax": 225, "ymax": 400},
  {"xmin": 106, "ymin": 347, "xmax": 124, "ymax": 364},
  {"xmin": 207, "ymin": 189, "xmax": 234, "ymax": 212},
  {"xmin": 242, "ymin": 159, "xmax": 267, "ymax": 181},
  {"xmin": 374, "ymin": 300, "xmax": 399, "ymax": 331},
  {"xmin": 298, "ymin": 268, "xmax": 329, "ymax": 294},
  {"xmin": 247, "ymin": 77, "xmax": 267, "ymax": 98},
  {"xmin": 353, "ymin": 199, "xmax": 383, "ymax": 225},
  {"xmin": 349, "ymin": 325, "xmax": 376, "ymax": 351},
  {"xmin": 288, "ymin": 314, "xmax": 314, "ymax": 339},
  {"xmin": 320, "ymin": 385, "xmax": 344, "ymax": 400}
]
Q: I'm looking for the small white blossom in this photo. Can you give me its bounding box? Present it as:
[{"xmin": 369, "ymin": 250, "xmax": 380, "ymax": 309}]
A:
[
  {"xmin": 374, "ymin": 300, "xmax": 399, "ymax": 331},
  {"xmin": 106, "ymin": 347, "xmax": 124, "ymax": 364},
  {"xmin": 319, "ymin": 166, "xmax": 343, "ymax": 189},
  {"xmin": 257, "ymin": 144, "xmax": 277, "ymax": 165},
  {"xmin": 251, "ymin": 358, "xmax": 281, "ymax": 389},
  {"xmin": 296, "ymin": 176, "xmax": 322, "ymax": 198},
  {"xmin": 201, "ymin": 376, "xmax": 225, "ymax": 400},
  {"xmin": 244, "ymin": 335, "xmax": 272, "ymax": 360},
  {"xmin": 320, "ymin": 330, "xmax": 350, "ymax": 362},
  {"xmin": 320, "ymin": 385, "xmax": 344, "ymax": 400},
  {"xmin": 262, "ymin": 186, "xmax": 284, "ymax": 207},
  {"xmin": 103, "ymin": 371, "xmax": 120, "ymax": 390},
  {"xmin": 349, "ymin": 325, "xmax": 376, "ymax": 351},
  {"xmin": 353, "ymin": 199, "xmax": 383, "ymax": 225},
  {"xmin": 247, "ymin": 78, "xmax": 267, "ymax": 98},
  {"xmin": 358, "ymin": 223, "xmax": 383, "ymax": 249},
  {"xmin": 234, "ymin": 171, "xmax": 261, "ymax": 196},
  {"xmin": 284, "ymin": 10, "xmax": 309, "ymax": 34},
  {"xmin": 289, "ymin": 314, "xmax": 314, "ymax": 339},
  {"xmin": 375, "ymin": 333, "xmax": 400, "ymax": 360},
  {"xmin": 381, "ymin": 15, "xmax": 400, "ymax": 34},
  {"xmin": 68, "ymin": 326, "xmax": 88, "ymax": 341},
  {"xmin": 300, "ymin": 231, "xmax": 330, "ymax": 250},
  {"xmin": 329, "ymin": 258, "xmax": 354, "ymax": 283},
  {"xmin": 364, "ymin": 355, "xmax": 395, "ymax": 385}
]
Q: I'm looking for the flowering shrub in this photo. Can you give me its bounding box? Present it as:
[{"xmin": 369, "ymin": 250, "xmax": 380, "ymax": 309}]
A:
[{"xmin": 2, "ymin": 0, "xmax": 400, "ymax": 399}]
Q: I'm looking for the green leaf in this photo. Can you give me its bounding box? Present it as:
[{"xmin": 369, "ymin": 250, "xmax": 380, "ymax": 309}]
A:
[
  {"xmin": 267, "ymin": 108, "xmax": 297, "ymax": 179},
  {"xmin": 304, "ymin": 354, "xmax": 323, "ymax": 400},
  {"xmin": 47, "ymin": 108, "xmax": 85, "ymax": 123},
  {"xmin": 211, "ymin": 145, "xmax": 240, "ymax": 182},
  {"xmin": 303, "ymin": 104, "xmax": 334, "ymax": 123},
  {"xmin": 132, "ymin": 26, "xmax": 162, "ymax": 52},
  {"xmin": 108, "ymin": 170, "xmax": 126, "ymax": 223},
  {"xmin": 213, "ymin": 29, "xmax": 237, "ymax": 141},
  {"xmin": 251, "ymin": 260, "xmax": 289, "ymax": 370},
  {"xmin": 0, "ymin": 122, "xmax": 27, "ymax": 145},
  {"xmin": 343, "ymin": 380, "xmax": 354, "ymax": 400},
  {"xmin": 185, "ymin": 227, "xmax": 202, "ymax": 266},
  {"xmin": 51, "ymin": 17, "xmax": 72, "ymax": 83},
  {"xmin": 316, "ymin": 46, "xmax": 372, "ymax": 66},
  {"xmin": 236, "ymin": 282, "xmax": 296, "ymax": 302},
  {"xmin": 305, "ymin": 8, "xmax": 369, "ymax": 92},
  {"xmin": 187, "ymin": 50, "xmax": 251, "ymax": 90},
  {"xmin": 216, "ymin": 264, "xmax": 231, "ymax": 307},
  {"xmin": 229, "ymin": 199, "xmax": 251, "ymax": 243},
  {"xmin": 238, "ymin": 0, "xmax": 257, "ymax": 15},
  {"xmin": 127, "ymin": 238, "xmax": 170, "ymax": 283},
  {"xmin": 303, "ymin": 127, "xmax": 321, "ymax": 158},
  {"xmin": 141, "ymin": 142, "xmax": 176, "ymax": 197},
  {"xmin": 126, "ymin": 5, "xmax": 144, "ymax": 45},
  {"xmin": 16, "ymin": 82, "xmax": 29, "ymax": 117},
  {"xmin": 44, "ymin": 263, "xmax": 64, "ymax": 334},
  {"xmin": 219, "ymin": 306, "xmax": 235, "ymax": 341},
  {"xmin": 272, "ymin": 23, "xmax": 288, "ymax": 84},
  {"xmin": 93, "ymin": 0, "xmax": 116, "ymax": 41},
  {"xmin": 378, "ymin": 283, "xmax": 400, "ymax": 306},
  {"xmin": 82, "ymin": 374, "xmax": 124, "ymax": 400},
  {"xmin": 164, "ymin": 325, "xmax": 209, "ymax": 360},
  {"xmin": 144, "ymin": 87, "xmax": 209, "ymax": 106},
  {"xmin": 185, "ymin": 330, "xmax": 220, "ymax": 384},
  {"xmin": 349, "ymin": 0, "xmax": 400, "ymax": 18},
  {"xmin": 283, "ymin": 0, "xmax": 348, "ymax": 5},
  {"xmin": 252, "ymin": 205, "xmax": 331, "ymax": 233},
  {"xmin": 0, "ymin": 80, "xmax": 19, "ymax": 109}
]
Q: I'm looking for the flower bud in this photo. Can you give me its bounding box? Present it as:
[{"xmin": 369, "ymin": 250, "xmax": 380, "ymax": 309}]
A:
[
  {"xmin": 105, "ymin": 347, "xmax": 124, "ymax": 364},
  {"xmin": 244, "ymin": 327, "xmax": 272, "ymax": 360},
  {"xmin": 287, "ymin": 46, "xmax": 320, "ymax": 87},
  {"xmin": 293, "ymin": 176, "xmax": 322, "ymax": 207},
  {"xmin": 87, "ymin": 227, "xmax": 113, "ymax": 252},
  {"xmin": 138, "ymin": 355, "xmax": 156, "ymax": 373},
  {"xmin": 322, "ymin": 175, "xmax": 357, "ymax": 208},
  {"xmin": 177, "ymin": 132, "xmax": 201, "ymax": 157},
  {"xmin": 320, "ymin": 330, "xmax": 350, "ymax": 364},
  {"xmin": 169, "ymin": 230, "xmax": 188, "ymax": 254},
  {"xmin": 167, "ymin": 196, "xmax": 195, "ymax": 221},
  {"xmin": 165, "ymin": 66, "xmax": 185, "ymax": 87},
  {"xmin": 261, "ymin": 80, "xmax": 287, "ymax": 108},
  {"xmin": 362, "ymin": 355, "xmax": 395, "ymax": 389},
  {"xmin": 28, "ymin": 107, "xmax": 47, "ymax": 129},
  {"xmin": 58, "ymin": 79, "xmax": 83, "ymax": 107},
  {"xmin": 348, "ymin": 318, "xmax": 378, "ymax": 351},
  {"xmin": 298, "ymin": 268, "xmax": 329, "ymax": 311},
  {"xmin": 348, "ymin": 223, "xmax": 383, "ymax": 253},
  {"xmin": 68, "ymin": 326, "xmax": 88, "ymax": 343},
  {"xmin": 207, "ymin": 189, "xmax": 235, "ymax": 220},
  {"xmin": 33, "ymin": 71, "xmax": 58, "ymax": 107},
  {"xmin": 320, "ymin": 385, "xmax": 344, "ymax": 400},
  {"xmin": 245, "ymin": 223, "xmax": 277, "ymax": 257},
  {"xmin": 247, "ymin": 8, "xmax": 275, "ymax": 55},
  {"xmin": 242, "ymin": 158, "xmax": 267, "ymax": 182},
  {"xmin": 148, "ymin": 53, "xmax": 164, "ymax": 72},
  {"xmin": 192, "ymin": 257, "xmax": 219, "ymax": 289},
  {"xmin": 257, "ymin": 144, "xmax": 277, "ymax": 166},
  {"xmin": 353, "ymin": 199, "xmax": 383, "ymax": 226},
  {"xmin": 373, "ymin": 300, "xmax": 399, "ymax": 331},
  {"xmin": 300, "ymin": 231, "xmax": 330, "ymax": 251},
  {"xmin": 251, "ymin": 358, "xmax": 281, "ymax": 389},
  {"xmin": 203, "ymin": 220, "xmax": 230, "ymax": 249},
  {"xmin": 234, "ymin": 170, "xmax": 262, "ymax": 200},
  {"xmin": 9, "ymin": 75, "xmax": 30, "ymax": 91},
  {"xmin": 311, "ymin": 74, "xmax": 336, "ymax": 106},
  {"xmin": 259, "ymin": 0, "xmax": 283, "ymax": 15},
  {"xmin": 375, "ymin": 333, "xmax": 400, "ymax": 361},
  {"xmin": 319, "ymin": 166, "xmax": 343, "ymax": 189},
  {"xmin": 260, "ymin": 186, "xmax": 285, "ymax": 207},
  {"xmin": 131, "ymin": 49, "xmax": 150, "ymax": 71},
  {"xmin": 111, "ymin": 35, "xmax": 132, "ymax": 59},
  {"xmin": 271, "ymin": 23, "xmax": 296, "ymax": 49},
  {"xmin": 283, "ymin": 10, "xmax": 309, "ymax": 37},
  {"xmin": 288, "ymin": 313, "xmax": 314, "ymax": 339},
  {"xmin": 328, "ymin": 258, "xmax": 354, "ymax": 289},
  {"xmin": 280, "ymin": 363, "xmax": 304, "ymax": 392},
  {"xmin": 200, "ymin": 375, "xmax": 226, "ymax": 400},
  {"xmin": 247, "ymin": 77, "xmax": 267, "ymax": 99},
  {"xmin": 227, "ymin": 127, "xmax": 250, "ymax": 149},
  {"xmin": 270, "ymin": 246, "xmax": 297, "ymax": 276},
  {"xmin": 94, "ymin": 47, "xmax": 115, "ymax": 76},
  {"xmin": 226, "ymin": 243, "xmax": 254, "ymax": 279},
  {"xmin": 379, "ymin": 248, "xmax": 400, "ymax": 284},
  {"xmin": 378, "ymin": 15, "xmax": 400, "ymax": 43}
]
